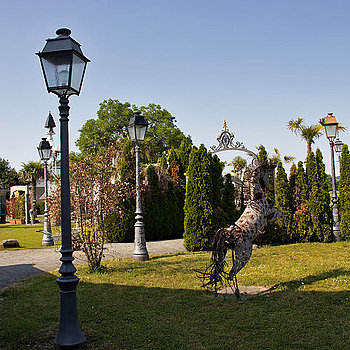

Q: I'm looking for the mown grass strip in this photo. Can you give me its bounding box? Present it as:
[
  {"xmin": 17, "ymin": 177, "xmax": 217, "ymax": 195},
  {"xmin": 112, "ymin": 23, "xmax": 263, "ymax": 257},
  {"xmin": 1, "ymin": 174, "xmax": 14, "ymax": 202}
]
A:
[{"xmin": 0, "ymin": 242, "xmax": 349, "ymax": 349}]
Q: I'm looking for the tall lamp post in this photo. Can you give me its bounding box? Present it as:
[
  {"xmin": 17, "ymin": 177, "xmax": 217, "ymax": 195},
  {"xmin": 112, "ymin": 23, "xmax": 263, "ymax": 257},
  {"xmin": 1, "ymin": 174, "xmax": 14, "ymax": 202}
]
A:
[
  {"xmin": 36, "ymin": 28, "xmax": 89, "ymax": 346},
  {"xmin": 127, "ymin": 111, "xmax": 149, "ymax": 261},
  {"xmin": 323, "ymin": 113, "xmax": 341, "ymax": 242},
  {"xmin": 37, "ymin": 138, "xmax": 54, "ymax": 246}
]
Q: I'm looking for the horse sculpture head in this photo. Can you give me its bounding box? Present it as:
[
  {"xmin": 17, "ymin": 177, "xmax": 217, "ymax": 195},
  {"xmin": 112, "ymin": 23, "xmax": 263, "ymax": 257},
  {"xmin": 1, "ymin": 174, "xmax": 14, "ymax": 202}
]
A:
[{"xmin": 243, "ymin": 160, "xmax": 270, "ymax": 203}]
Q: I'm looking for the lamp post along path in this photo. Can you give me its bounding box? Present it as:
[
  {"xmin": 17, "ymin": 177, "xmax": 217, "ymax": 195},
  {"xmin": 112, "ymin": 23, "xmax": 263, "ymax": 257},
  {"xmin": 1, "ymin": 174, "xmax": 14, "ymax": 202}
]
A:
[
  {"xmin": 37, "ymin": 28, "xmax": 89, "ymax": 347},
  {"xmin": 37, "ymin": 138, "xmax": 53, "ymax": 246},
  {"xmin": 128, "ymin": 111, "xmax": 149, "ymax": 261},
  {"xmin": 323, "ymin": 113, "xmax": 341, "ymax": 242}
]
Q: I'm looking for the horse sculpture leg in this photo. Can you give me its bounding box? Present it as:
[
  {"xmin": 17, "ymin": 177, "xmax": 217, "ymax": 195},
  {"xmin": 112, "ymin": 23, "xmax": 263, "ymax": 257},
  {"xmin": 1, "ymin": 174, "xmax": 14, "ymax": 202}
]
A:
[{"xmin": 228, "ymin": 238, "xmax": 253, "ymax": 298}]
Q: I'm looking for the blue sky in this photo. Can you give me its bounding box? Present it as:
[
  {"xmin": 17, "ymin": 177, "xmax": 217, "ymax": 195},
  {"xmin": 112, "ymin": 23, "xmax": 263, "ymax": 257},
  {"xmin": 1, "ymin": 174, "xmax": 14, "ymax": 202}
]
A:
[{"xmin": 1, "ymin": 0, "xmax": 349, "ymax": 174}]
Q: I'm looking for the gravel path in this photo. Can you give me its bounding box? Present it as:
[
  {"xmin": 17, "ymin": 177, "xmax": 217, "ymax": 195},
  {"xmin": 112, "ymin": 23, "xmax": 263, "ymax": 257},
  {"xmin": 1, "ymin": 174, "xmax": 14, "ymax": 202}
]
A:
[{"xmin": 0, "ymin": 239, "xmax": 186, "ymax": 291}]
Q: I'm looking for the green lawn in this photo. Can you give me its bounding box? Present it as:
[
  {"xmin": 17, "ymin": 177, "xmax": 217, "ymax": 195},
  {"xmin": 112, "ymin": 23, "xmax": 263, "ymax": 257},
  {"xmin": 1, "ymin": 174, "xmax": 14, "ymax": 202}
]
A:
[
  {"xmin": 0, "ymin": 242, "xmax": 349, "ymax": 349},
  {"xmin": 0, "ymin": 224, "xmax": 45, "ymax": 249}
]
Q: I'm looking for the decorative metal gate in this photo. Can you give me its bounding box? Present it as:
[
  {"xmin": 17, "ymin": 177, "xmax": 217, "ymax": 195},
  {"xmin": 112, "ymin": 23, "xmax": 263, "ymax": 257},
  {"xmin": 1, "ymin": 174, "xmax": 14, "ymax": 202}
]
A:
[{"xmin": 210, "ymin": 120, "xmax": 258, "ymax": 160}]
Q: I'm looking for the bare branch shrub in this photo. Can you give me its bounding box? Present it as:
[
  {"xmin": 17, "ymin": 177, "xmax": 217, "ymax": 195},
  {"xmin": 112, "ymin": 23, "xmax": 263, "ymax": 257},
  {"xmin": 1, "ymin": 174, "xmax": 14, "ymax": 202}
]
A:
[{"xmin": 70, "ymin": 144, "xmax": 133, "ymax": 272}]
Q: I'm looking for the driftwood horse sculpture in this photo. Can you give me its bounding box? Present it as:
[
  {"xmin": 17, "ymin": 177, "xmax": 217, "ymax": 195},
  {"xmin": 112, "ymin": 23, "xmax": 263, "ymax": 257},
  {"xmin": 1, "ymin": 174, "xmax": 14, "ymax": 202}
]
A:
[{"xmin": 199, "ymin": 160, "xmax": 287, "ymax": 297}]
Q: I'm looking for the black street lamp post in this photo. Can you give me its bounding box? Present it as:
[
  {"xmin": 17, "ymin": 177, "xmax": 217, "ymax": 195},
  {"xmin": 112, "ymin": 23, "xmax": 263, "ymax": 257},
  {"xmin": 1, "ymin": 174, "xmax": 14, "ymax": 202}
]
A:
[
  {"xmin": 323, "ymin": 113, "xmax": 341, "ymax": 242},
  {"xmin": 37, "ymin": 28, "xmax": 89, "ymax": 347},
  {"xmin": 37, "ymin": 138, "xmax": 54, "ymax": 246},
  {"xmin": 127, "ymin": 111, "xmax": 149, "ymax": 261}
]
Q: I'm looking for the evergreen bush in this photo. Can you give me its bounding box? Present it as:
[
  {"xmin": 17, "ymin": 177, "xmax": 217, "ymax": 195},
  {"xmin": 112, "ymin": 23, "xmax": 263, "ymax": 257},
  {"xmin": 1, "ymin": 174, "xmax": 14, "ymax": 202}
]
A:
[
  {"xmin": 339, "ymin": 144, "xmax": 350, "ymax": 240},
  {"xmin": 184, "ymin": 145, "xmax": 214, "ymax": 251}
]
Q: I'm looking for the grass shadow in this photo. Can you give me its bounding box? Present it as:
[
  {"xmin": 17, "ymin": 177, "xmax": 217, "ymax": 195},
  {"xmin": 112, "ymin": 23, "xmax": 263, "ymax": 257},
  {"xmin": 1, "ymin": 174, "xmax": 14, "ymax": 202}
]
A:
[
  {"xmin": 0, "ymin": 268, "xmax": 350, "ymax": 349},
  {"xmin": 0, "ymin": 264, "xmax": 46, "ymax": 291}
]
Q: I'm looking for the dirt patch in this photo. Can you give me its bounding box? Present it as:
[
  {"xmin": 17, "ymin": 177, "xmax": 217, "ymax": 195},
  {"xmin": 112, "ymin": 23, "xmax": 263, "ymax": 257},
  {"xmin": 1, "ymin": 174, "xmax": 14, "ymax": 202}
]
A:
[{"xmin": 218, "ymin": 285, "xmax": 278, "ymax": 299}]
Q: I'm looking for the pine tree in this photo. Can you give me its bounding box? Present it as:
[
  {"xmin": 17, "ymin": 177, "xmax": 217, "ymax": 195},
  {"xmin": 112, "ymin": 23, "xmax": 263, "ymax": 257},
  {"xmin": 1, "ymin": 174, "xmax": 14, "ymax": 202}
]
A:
[
  {"xmin": 339, "ymin": 144, "xmax": 350, "ymax": 240},
  {"xmin": 221, "ymin": 173, "xmax": 238, "ymax": 226},
  {"xmin": 275, "ymin": 161, "xmax": 293, "ymax": 242},
  {"xmin": 293, "ymin": 161, "xmax": 309, "ymax": 242},
  {"xmin": 209, "ymin": 153, "xmax": 224, "ymax": 230},
  {"xmin": 184, "ymin": 145, "xmax": 214, "ymax": 251},
  {"xmin": 258, "ymin": 145, "xmax": 268, "ymax": 163},
  {"xmin": 307, "ymin": 150, "xmax": 332, "ymax": 242},
  {"xmin": 257, "ymin": 145, "xmax": 279, "ymax": 244},
  {"xmin": 288, "ymin": 164, "xmax": 298, "ymax": 240},
  {"xmin": 144, "ymin": 165, "xmax": 164, "ymax": 240}
]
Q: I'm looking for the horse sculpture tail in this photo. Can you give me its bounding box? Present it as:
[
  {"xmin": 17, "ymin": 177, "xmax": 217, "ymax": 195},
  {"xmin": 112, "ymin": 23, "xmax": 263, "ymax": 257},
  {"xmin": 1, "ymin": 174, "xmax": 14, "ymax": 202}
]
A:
[{"xmin": 197, "ymin": 228, "xmax": 232, "ymax": 293}]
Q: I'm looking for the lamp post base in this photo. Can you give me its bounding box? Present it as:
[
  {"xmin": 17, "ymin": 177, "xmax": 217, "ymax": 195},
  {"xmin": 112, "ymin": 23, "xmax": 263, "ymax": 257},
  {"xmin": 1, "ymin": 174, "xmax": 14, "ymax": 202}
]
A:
[
  {"xmin": 54, "ymin": 251, "xmax": 85, "ymax": 347},
  {"xmin": 133, "ymin": 220, "xmax": 149, "ymax": 261},
  {"xmin": 42, "ymin": 236, "xmax": 54, "ymax": 246},
  {"xmin": 133, "ymin": 252, "xmax": 150, "ymax": 261}
]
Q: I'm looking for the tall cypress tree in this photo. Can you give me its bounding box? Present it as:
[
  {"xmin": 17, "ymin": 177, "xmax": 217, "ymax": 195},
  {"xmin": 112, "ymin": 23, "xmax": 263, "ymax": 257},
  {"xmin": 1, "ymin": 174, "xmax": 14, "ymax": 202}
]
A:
[
  {"xmin": 221, "ymin": 173, "xmax": 238, "ymax": 226},
  {"xmin": 144, "ymin": 165, "xmax": 164, "ymax": 240},
  {"xmin": 209, "ymin": 153, "xmax": 224, "ymax": 230},
  {"xmin": 184, "ymin": 145, "xmax": 214, "ymax": 251},
  {"xmin": 258, "ymin": 144, "xmax": 268, "ymax": 163},
  {"xmin": 275, "ymin": 161, "xmax": 293, "ymax": 242},
  {"xmin": 293, "ymin": 160, "xmax": 309, "ymax": 242},
  {"xmin": 307, "ymin": 150, "xmax": 332, "ymax": 242},
  {"xmin": 288, "ymin": 163, "xmax": 298, "ymax": 240},
  {"xmin": 339, "ymin": 144, "xmax": 350, "ymax": 240}
]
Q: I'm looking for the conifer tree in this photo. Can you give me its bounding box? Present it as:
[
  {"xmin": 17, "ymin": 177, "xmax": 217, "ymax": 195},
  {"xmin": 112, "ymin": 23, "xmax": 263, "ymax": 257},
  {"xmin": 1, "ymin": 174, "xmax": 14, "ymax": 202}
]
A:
[
  {"xmin": 258, "ymin": 145, "xmax": 268, "ymax": 163},
  {"xmin": 258, "ymin": 145, "xmax": 276, "ymax": 205},
  {"xmin": 288, "ymin": 163, "xmax": 298, "ymax": 240},
  {"xmin": 221, "ymin": 173, "xmax": 238, "ymax": 226},
  {"xmin": 256, "ymin": 145, "xmax": 279, "ymax": 244},
  {"xmin": 292, "ymin": 161, "xmax": 309, "ymax": 241},
  {"xmin": 275, "ymin": 161, "xmax": 293, "ymax": 242},
  {"xmin": 209, "ymin": 153, "xmax": 224, "ymax": 230},
  {"xmin": 307, "ymin": 150, "xmax": 332, "ymax": 242},
  {"xmin": 144, "ymin": 165, "xmax": 164, "ymax": 240},
  {"xmin": 184, "ymin": 145, "xmax": 214, "ymax": 251},
  {"xmin": 339, "ymin": 144, "xmax": 350, "ymax": 240},
  {"xmin": 159, "ymin": 153, "xmax": 168, "ymax": 171}
]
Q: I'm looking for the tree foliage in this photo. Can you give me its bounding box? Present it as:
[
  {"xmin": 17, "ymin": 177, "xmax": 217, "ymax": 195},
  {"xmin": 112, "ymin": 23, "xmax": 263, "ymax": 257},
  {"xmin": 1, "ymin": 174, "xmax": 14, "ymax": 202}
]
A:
[
  {"xmin": 184, "ymin": 145, "xmax": 214, "ymax": 251},
  {"xmin": 339, "ymin": 144, "xmax": 350, "ymax": 240},
  {"xmin": 0, "ymin": 158, "xmax": 19, "ymax": 189},
  {"xmin": 275, "ymin": 161, "xmax": 294, "ymax": 242},
  {"xmin": 19, "ymin": 161, "xmax": 43, "ymax": 224},
  {"xmin": 76, "ymin": 99, "xmax": 189, "ymax": 163},
  {"xmin": 303, "ymin": 150, "xmax": 331, "ymax": 242},
  {"xmin": 70, "ymin": 144, "xmax": 134, "ymax": 271},
  {"xmin": 287, "ymin": 117, "xmax": 323, "ymax": 155}
]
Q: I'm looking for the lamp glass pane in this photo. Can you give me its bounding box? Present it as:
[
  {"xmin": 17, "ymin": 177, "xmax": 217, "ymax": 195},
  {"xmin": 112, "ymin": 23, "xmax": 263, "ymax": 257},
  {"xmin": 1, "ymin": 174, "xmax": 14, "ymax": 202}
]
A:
[
  {"xmin": 325, "ymin": 124, "xmax": 337, "ymax": 139},
  {"xmin": 38, "ymin": 147, "xmax": 51, "ymax": 161},
  {"xmin": 135, "ymin": 125, "xmax": 147, "ymax": 141},
  {"xmin": 42, "ymin": 148, "xmax": 52, "ymax": 161},
  {"xmin": 41, "ymin": 54, "xmax": 71, "ymax": 88},
  {"xmin": 127, "ymin": 125, "xmax": 136, "ymax": 141},
  {"xmin": 334, "ymin": 141, "xmax": 343, "ymax": 153},
  {"xmin": 71, "ymin": 54, "xmax": 86, "ymax": 92}
]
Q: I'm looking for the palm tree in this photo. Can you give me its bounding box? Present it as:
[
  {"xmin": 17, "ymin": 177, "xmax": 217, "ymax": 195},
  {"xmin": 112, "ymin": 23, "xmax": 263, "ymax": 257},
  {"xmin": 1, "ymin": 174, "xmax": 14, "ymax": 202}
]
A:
[
  {"xmin": 287, "ymin": 117, "xmax": 323, "ymax": 156},
  {"xmin": 19, "ymin": 161, "xmax": 44, "ymax": 224},
  {"xmin": 271, "ymin": 148, "xmax": 296, "ymax": 165},
  {"xmin": 228, "ymin": 156, "xmax": 247, "ymax": 180}
]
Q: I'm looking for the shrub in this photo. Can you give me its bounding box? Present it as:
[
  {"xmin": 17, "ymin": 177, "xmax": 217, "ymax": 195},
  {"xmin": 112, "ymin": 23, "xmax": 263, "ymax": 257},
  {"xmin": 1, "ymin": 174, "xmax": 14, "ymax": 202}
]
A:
[
  {"xmin": 184, "ymin": 145, "xmax": 214, "ymax": 251},
  {"xmin": 339, "ymin": 144, "xmax": 350, "ymax": 240},
  {"xmin": 35, "ymin": 201, "xmax": 45, "ymax": 215}
]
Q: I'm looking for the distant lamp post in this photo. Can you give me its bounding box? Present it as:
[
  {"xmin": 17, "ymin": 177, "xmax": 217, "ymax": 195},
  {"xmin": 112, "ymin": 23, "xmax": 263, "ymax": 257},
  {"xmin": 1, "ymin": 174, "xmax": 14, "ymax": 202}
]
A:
[
  {"xmin": 323, "ymin": 113, "xmax": 340, "ymax": 242},
  {"xmin": 37, "ymin": 138, "xmax": 54, "ymax": 246},
  {"xmin": 128, "ymin": 111, "xmax": 149, "ymax": 261},
  {"xmin": 45, "ymin": 111, "xmax": 56, "ymax": 141},
  {"xmin": 37, "ymin": 28, "xmax": 89, "ymax": 347},
  {"xmin": 334, "ymin": 138, "xmax": 344, "ymax": 171}
]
